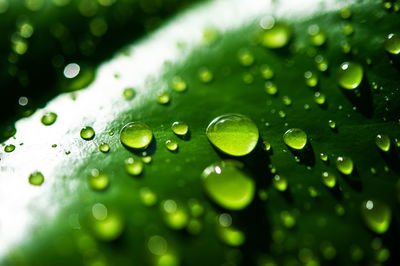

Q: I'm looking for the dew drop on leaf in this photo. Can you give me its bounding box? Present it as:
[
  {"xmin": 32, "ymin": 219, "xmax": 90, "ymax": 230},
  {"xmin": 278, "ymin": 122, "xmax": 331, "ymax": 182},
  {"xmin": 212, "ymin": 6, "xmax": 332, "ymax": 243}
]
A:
[
  {"xmin": 337, "ymin": 61, "xmax": 364, "ymax": 89},
  {"xmin": 165, "ymin": 139, "xmax": 178, "ymax": 151},
  {"xmin": 273, "ymin": 174, "xmax": 288, "ymax": 191},
  {"xmin": 375, "ymin": 134, "xmax": 390, "ymax": 152},
  {"xmin": 4, "ymin": 144, "xmax": 15, "ymax": 152},
  {"xmin": 384, "ymin": 33, "xmax": 400, "ymax": 55},
  {"xmin": 99, "ymin": 142, "xmax": 110, "ymax": 153},
  {"xmin": 361, "ymin": 200, "xmax": 391, "ymax": 234},
  {"xmin": 29, "ymin": 172, "xmax": 44, "ymax": 186},
  {"xmin": 88, "ymin": 169, "xmax": 109, "ymax": 191},
  {"xmin": 336, "ymin": 156, "xmax": 354, "ymax": 175},
  {"xmin": 321, "ymin": 171, "xmax": 336, "ymax": 188},
  {"xmin": 80, "ymin": 126, "xmax": 95, "ymax": 140},
  {"xmin": 124, "ymin": 157, "xmax": 144, "ymax": 176},
  {"xmin": 41, "ymin": 112, "xmax": 57, "ymax": 126},
  {"xmin": 260, "ymin": 22, "xmax": 291, "ymax": 49},
  {"xmin": 206, "ymin": 114, "xmax": 259, "ymax": 156},
  {"xmin": 120, "ymin": 122, "xmax": 152, "ymax": 149},
  {"xmin": 171, "ymin": 121, "xmax": 188, "ymax": 136},
  {"xmin": 283, "ymin": 128, "xmax": 307, "ymax": 150},
  {"xmin": 201, "ymin": 160, "xmax": 255, "ymax": 210}
]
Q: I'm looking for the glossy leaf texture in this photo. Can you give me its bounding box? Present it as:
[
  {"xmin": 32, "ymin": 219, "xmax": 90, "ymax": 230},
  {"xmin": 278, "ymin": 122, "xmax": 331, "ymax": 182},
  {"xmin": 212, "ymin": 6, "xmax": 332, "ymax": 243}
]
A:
[{"xmin": 1, "ymin": 0, "xmax": 400, "ymax": 265}]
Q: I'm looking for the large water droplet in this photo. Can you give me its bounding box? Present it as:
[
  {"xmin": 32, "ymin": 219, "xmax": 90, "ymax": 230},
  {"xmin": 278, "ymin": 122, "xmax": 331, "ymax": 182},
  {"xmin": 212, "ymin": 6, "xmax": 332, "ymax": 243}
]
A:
[
  {"xmin": 361, "ymin": 200, "xmax": 391, "ymax": 234},
  {"xmin": 206, "ymin": 114, "xmax": 259, "ymax": 156},
  {"xmin": 283, "ymin": 128, "xmax": 307, "ymax": 150},
  {"xmin": 376, "ymin": 134, "xmax": 390, "ymax": 152},
  {"xmin": 384, "ymin": 33, "xmax": 400, "ymax": 55},
  {"xmin": 337, "ymin": 61, "xmax": 363, "ymax": 89},
  {"xmin": 80, "ymin": 126, "xmax": 95, "ymax": 140},
  {"xmin": 201, "ymin": 160, "xmax": 255, "ymax": 210},
  {"xmin": 120, "ymin": 122, "xmax": 152, "ymax": 149},
  {"xmin": 41, "ymin": 112, "xmax": 57, "ymax": 126},
  {"xmin": 29, "ymin": 172, "xmax": 44, "ymax": 186},
  {"xmin": 336, "ymin": 156, "xmax": 354, "ymax": 175}
]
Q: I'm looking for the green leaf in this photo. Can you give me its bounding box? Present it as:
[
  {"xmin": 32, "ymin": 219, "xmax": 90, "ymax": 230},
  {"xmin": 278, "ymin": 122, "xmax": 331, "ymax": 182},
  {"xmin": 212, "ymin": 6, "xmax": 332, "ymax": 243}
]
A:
[{"xmin": 1, "ymin": 0, "xmax": 400, "ymax": 265}]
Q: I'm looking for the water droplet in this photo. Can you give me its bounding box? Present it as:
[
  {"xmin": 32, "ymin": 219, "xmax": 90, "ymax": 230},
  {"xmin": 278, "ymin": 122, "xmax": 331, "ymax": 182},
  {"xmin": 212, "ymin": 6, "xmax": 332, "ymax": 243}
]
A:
[
  {"xmin": 282, "ymin": 96, "xmax": 292, "ymax": 106},
  {"xmin": 123, "ymin": 88, "xmax": 135, "ymax": 100},
  {"xmin": 120, "ymin": 122, "xmax": 152, "ymax": 149},
  {"xmin": 238, "ymin": 49, "xmax": 254, "ymax": 66},
  {"xmin": 384, "ymin": 33, "xmax": 400, "ymax": 54},
  {"xmin": 376, "ymin": 134, "xmax": 390, "ymax": 152},
  {"xmin": 171, "ymin": 121, "xmax": 188, "ymax": 136},
  {"xmin": 157, "ymin": 92, "xmax": 170, "ymax": 105},
  {"xmin": 4, "ymin": 144, "xmax": 15, "ymax": 152},
  {"xmin": 141, "ymin": 155, "xmax": 152, "ymax": 164},
  {"xmin": 187, "ymin": 219, "xmax": 202, "ymax": 235},
  {"xmin": 337, "ymin": 61, "xmax": 363, "ymax": 89},
  {"xmin": 201, "ymin": 160, "xmax": 255, "ymax": 210},
  {"xmin": 321, "ymin": 171, "xmax": 336, "ymax": 188},
  {"xmin": 157, "ymin": 253, "xmax": 180, "ymax": 266},
  {"xmin": 125, "ymin": 157, "xmax": 144, "ymax": 176},
  {"xmin": 260, "ymin": 22, "xmax": 291, "ymax": 49},
  {"xmin": 165, "ymin": 140, "xmax": 178, "ymax": 151},
  {"xmin": 304, "ymin": 71, "xmax": 318, "ymax": 87},
  {"xmin": 80, "ymin": 126, "xmax": 95, "ymax": 140},
  {"xmin": 188, "ymin": 199, "xmax": 204, "ymax": 218},
  {"xmin": 336, "ymin": 156, "xmax": 354, "ymax": 175},
  {"xmin": 260, "ymin": 64, "xmax": 274, "ymax": 80},
  {"xmin": 283, "ymin": 128, "xmax": 307, "ymax": 150},
  {"xmin": 308, "ymin": 24, "xmax": 326, "ymax": 46},
  {"xmin": 91, "ymin": 209, "xmax": 124, "ymax": 241},
  {"xmin": 41, "ymin": 112, "xmax": 57, "ymax": 125},
  {"xmin": 63, "ymin": 63, "xmax": 80, "ymax": 79},
  {"xmin": 273, "ymin": 174, "xmax": 288, "ymax": 191},
  {"xmin": 198, "ymin": 67, "xmax": 213, "ymax": 83},
  {"xmin": 314, "ymin": 92, "xmax": 326, "ymax": 105},
  {"xmin": 139, "ymin": 187, "xmax": 157, "ymax": 207},
  {"xmin": 361, "ymin": 200, "xmax": 391, "ymax": 234},
  {"xmin": 29, "ymin": 172, "xmax": 44, "ymax": 186},
  {"xmin": 340, "ymin": 7, "xmax": 352, "ymax": 19},
  {"xmin": 320, "ymin": 153, "xmax": 328, "ymax": 162},
  {"xmin": 315, "ymin": 55, "xmax": 328, "ymax": 72},
  {"xmin": 278, "ymin": 110, "xmax": 286, "ymax": 119},
  {"xmin": 265, "ymin": 81, "xmax": 278, "ymax": 95},
  {"xmin": 328, "ymin": 120, "xmax": 336, "ymax": 129},
  {"xmin": 161, "ymin": 199, "xmax": 189, "ymax": 230},
  {"xmin": 88, "ymin": 169, "xmax": 109, "ymax": 191},
  {"xmin": 261, "ymin": 141, "xmax": 271, "ymax": 151},
  {"xmin": 217, "ymin": 225, "xmax": 245, "ymax": 247},
  {"xmin": 280, "ymin": 210, "xmax": 296, "ymax": 228},
  {"xmin": 99, "ymin": 142, "xmax": 110, "ymax": 153},
  {"xmin": 342, "ymin": 22, "xmax": 354, "ymax": 36},
  {"xmin": 171, "ymin": 76, "xmax": 187, "ymax": 92},
  {"xmin": 148, "ymin": 235, "xmax": 168, "ymax": 255},
  {"xmin": 206, "ymin": 114, "xmax": 259, "ymax": 156}
]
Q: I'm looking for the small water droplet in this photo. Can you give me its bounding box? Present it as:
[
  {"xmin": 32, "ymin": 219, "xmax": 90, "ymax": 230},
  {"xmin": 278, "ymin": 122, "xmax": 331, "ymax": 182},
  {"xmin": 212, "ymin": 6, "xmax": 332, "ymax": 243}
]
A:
[
  {"xmin": 304, "ymin": 71, "xmax": 318, "ymax": 87},
  {"xmin": 238, "ymin": 49, "xmax": 254, "ymax": 66},
  {"xmin": 88, "ymin": 169, "xmax": 109, "ymax": 191},
  {"xmin": 139, "ymin": 187, "xmax": 157, "ymax": 206},
  {"xmin": 141, "ymin": 155, "xmax": 152, "ymax": 164},
  {"xmin": 91, "ymin": 208, "xmax": 124, "ymax": 241},
  {"xmin": 171, "ymin": 121, "xmax": 188, "ymax": 136},
  {"xmin": 336, "ymin": 156, "xmax": 354, "ymax": 175},
  {"xmin": 80, "ymin": 126, "xmax": 95, "ymax": 140},
  {"xmin": 99, "ymin": 142, "xmax": 110, "ymax": 153},
  {"xmin": 265, "ymin": 81, "xmax": 278, "ymax": 95},
  {"xmin": 314, "ymin": 92, "xmax": 326, "ymax": 105},
  {"xmin": 260, "ymin": 64, "xmax": 274, "ymax": 80},
  {"xmin": 29, "ymin": 172, "xmax": 44, "ymax": 186},
  {"xmin": 384, "ymin": 33, "xmax": 400, "ymax": 54},
  {"xmin": 165, "ymin": 139, "xmax": 178, "ymax": 151},
  {"xmin": 198, "ymin": 67, "xmax": 213, "ymax": 83},
  {"xmin": 123, "ymin": 88, "xmax": 135, "ymax": 100},
  {"xmin": 283, "ymin": 128, "xmax": 307, "ymax": 150},
  {"xmin": 148, "ymin": 235, "xmax": 167, "ymax": 256},
  {"xmin": 361, "ymin": 200, "xmax": 391, "ymax": 234},
  {"xmin": 201, "ymin": 160, "xmax": 255, "ymax": 210},
  {"xmin": 342, "ymin": 22, "xmax": 354, "ymax": 36},
  {"xmin": 120, "ymin": 122, "xmax": 152, "ymax": 149},
  {"xmin": 340, "ymin": 7, "xmax": 352, "ymax": 19},
  {"xmin": 261, "ymin": 141, "xmax": 271, "ymax": 151},
  {"xmin": 328, "ymin": 120, "xmax": 336, "ymax": 129},
  {"xmin": 320, "ymin": 153, "xmax": 328, "ymax": 162},
  {"xmin": 282, "ymin": 96, "xmax": 292, "ymax": 106},
  {"xmin": 125, "ymin": 157, "xmax": 144, "ymax": 176},
  {"xmin": 217, "ymin": 225, "xmax": 245, "ymax": 247},
  {"xmin": 315, "ymin": 55, "xmax": 328, "ymax": 72},
  {"xmin": 375, "ymin": 134, "xmax": 390, "ymax": 152},
  {"xmin": 157, "ymin": 92, "xmax": 171, "ymax": 105},
  {"xmin": 273, "ymin": 174, "xmax": 288, "ymax": 191},
  {"xmin": 161, "ymin": 199, "xmax": 189, "ymax": 230},
  {"xmin": 280, "ymin": 210, "xmax": 296, "ymax": 228},
  {"xmin": 337, "ymin": 61, "xmax": 364, "ymax": 89},
  {"xmin": 41, "ymin": 112, "xmax": 57, "ymax": 125},
  {"xmin": 308, "ymin": 24, "xmax": 326, "ymax": 46},
  {"xmin": 172, "ymin": 76, "xmax": 187, "ymax": 92},
  {"xmin": 206, "ymin": 114, "xmax": 259, "ymax": 156},
  {"xmin": 4, "ymin": 144, "xmax": 15, "ymax": 152},
  {"xmin": 321, "ymin": 171, "xmax": 336, "ymax": 188},
  {"xmin": 260, "ymin": 22, "xmax": 291, "ymax": 49}
]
